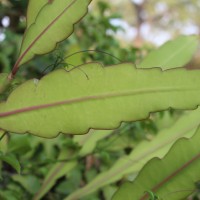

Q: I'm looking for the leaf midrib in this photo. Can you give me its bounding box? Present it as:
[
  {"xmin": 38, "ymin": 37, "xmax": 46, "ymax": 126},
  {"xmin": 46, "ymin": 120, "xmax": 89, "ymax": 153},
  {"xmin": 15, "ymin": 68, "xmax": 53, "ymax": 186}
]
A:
[
  {"xmin": 1, "ymin": 86, "xmax": 198, "ymax": 117},
  {"xmin": 140, "ymin": 150, "xmax": 200, "ymax": 200},
  {"xmin": 160, "ymin": 39, "xmax": 193, "ymax": 67}
]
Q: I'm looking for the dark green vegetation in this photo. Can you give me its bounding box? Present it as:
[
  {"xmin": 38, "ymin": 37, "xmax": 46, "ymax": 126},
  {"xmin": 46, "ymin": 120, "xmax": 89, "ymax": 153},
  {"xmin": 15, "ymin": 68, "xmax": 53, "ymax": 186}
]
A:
[{"xmin": 0, "ymin": 1, "xmax": 200, "ymax": 200}]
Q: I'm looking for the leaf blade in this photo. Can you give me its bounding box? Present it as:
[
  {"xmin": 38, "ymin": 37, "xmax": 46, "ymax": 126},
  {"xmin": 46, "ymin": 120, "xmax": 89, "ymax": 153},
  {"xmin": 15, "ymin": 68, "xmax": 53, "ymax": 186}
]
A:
[
  {"xmin": 14, "ymin": 0, "xmax": 92, "ymax": 71},
  {"xmin": 33, "ymin": 160, "xmax": 77, "ymax": 200},
  {"xmin": 1, "ymin": 63, "xmax": 200, "ymax": 137},
  {"xmin": 138, "ymin": 35, "xmax": 198, "ymax": 69},
  {"xmin": 112, "ymin": 127, "xmax": 200, "ymax": 200},
  {"xmin": 73, "ymin": 130, "xmax": 112, "ymax": 157},
  {"xmin": 26, "ymin": 0, "xmax": 48, "ymax": 29}
]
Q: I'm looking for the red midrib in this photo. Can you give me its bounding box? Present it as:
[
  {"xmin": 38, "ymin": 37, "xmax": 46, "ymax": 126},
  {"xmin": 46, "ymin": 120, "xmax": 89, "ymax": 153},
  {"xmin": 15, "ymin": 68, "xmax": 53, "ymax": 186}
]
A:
[
  {"xmin": 140, "ymin": 151, "xmax": 200, "ymax": 200},
  {"xmin": 12, "ymin": 0, "xmax": 79, "ymax": 75}
]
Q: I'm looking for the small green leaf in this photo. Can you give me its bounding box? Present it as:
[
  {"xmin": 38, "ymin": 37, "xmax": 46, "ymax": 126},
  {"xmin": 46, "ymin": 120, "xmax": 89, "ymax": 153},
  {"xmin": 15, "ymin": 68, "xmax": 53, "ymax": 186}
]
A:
[
  {"xmin": 0, "ymin": 152, "xmax": 21, "ymax": 174},
  {"xmin": 1, "ymin": 63, "xmax": 200, "ymax": 137},
  {"xmin": 138, "ymin": 35, "xmax": 198, "ymax": 69},
  {"xmin": 112, "ymin": 127, "xmax": 200, "ymax": 200},
  {"xmin": 12, "ymin": 175, "xmax": 41, "ymax": 194},
  {"xmin": 8, "ymin": 134, "xmax": 31, "ymax": 154},
  {"xmin": 32, "ymin": 150, "xmax": 77, "ymax": 200},
  {"xmin": 73, "ymin": 130, "xmax": 112, "ymax": 157}
]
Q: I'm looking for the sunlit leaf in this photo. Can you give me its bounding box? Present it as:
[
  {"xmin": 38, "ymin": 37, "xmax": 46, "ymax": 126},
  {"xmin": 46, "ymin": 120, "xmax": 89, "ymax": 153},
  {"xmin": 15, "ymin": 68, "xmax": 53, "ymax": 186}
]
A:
[
  {"xmin": 138, "ymin": 35, "xmax": 198, "ymax": 69},
  {"xmin": 112, "ymin": 126, "xmax": 200, "ymax": 200},
  {"xmin": 1, "ymin": 63, "xmax": 200, "ymax": 137},
  {"xmin": 13, "ymin": 0, "xmax": 92, "ymax": 73},
  {"xmin": 26, "ymin": 0, "xmax": 48, "ymax": 29}
]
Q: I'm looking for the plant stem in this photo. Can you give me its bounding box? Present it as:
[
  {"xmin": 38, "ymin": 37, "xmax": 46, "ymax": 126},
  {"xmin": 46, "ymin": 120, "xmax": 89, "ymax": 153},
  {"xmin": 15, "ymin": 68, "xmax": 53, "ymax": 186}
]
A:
[{"xmin": 8, "ymin": 61, "xmax": 20, "ymax": 80}]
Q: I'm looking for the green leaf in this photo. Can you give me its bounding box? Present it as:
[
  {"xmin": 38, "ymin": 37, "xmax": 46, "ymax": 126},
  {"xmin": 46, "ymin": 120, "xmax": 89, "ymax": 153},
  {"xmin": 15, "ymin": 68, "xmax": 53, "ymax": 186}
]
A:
[
  {"xmin": 12, "ymin": 175, "xmax": 41, "ymax": 194},
  {"xmin": 8, "ymin": 134, "xmax": 31, "ymax": 155},
  {"xmin": 112, "ymin": 126, "xmax": 200, "ymax": 200},
  {"xmin": 1, "ymin": 63, "xmax": 200, "ymax": 137},
  {"xmin": 73, "ymin": 130, "xmax": 112, "ymax": 157},
  {"xmin": 138, "ymin": 35, "xmax": 198, "ymax": 69},
  {"xmin": 26, "ymin": 0, "xmax": 48, "ymax": 29},
  {"xmin": 32, "ymin": 150, "xmax": 77, "ymax": 200},
  {"xmin": 14, "ymin": 0, "xmax": 92, "ymax": 70},
  {"xmin": 0, "ymin": 152, "xmax": 21, "ymax": 174},
  {"xmin": 0, "ymin": 190, "xmax": 19, "ymax": 200},
  {"xmin": 64, "ymin": 108, "xmax": 200, "ymax": 200},
  {"xmin": 55, "ymin": 167, "xmax": 82, "ymax": 196}
]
